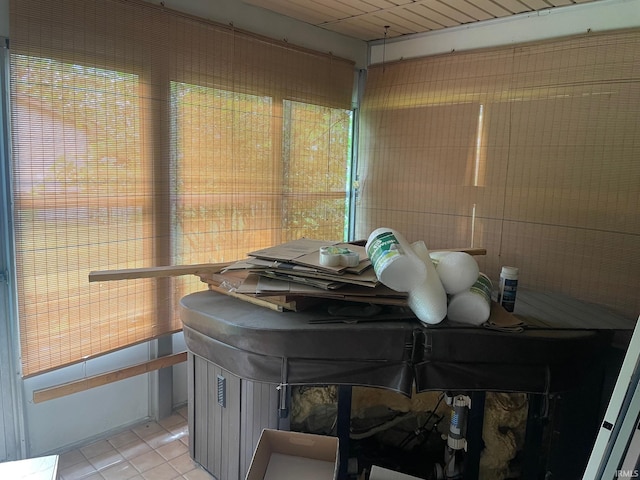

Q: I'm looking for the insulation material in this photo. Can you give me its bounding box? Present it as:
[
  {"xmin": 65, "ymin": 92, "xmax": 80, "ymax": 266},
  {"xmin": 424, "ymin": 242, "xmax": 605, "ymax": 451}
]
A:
[
  {"xmin": 352, "ymin": 387, "xmax": 445, "ymax": 418},
  {"xmin": 429, "ymin": 251, "xmax": 480, "ymax": 295},
  {"xmin": 479, "ymin": 392, "xmax": 528, "ymax": 480},
  {"xmin": 292, "ymin": 386, "xmax": 451, "ymax": 443},
  {"xmin": 446, "ymin": 273, "xmax": 493, "ymax": 325},
  {"xmin": 291, "ymin": 387, "xmax": 529, "ymax": 477},
  {"xmin": 407, "ymin": 241, "xmax": 447, "ymax": 325},
  {"xmin": 291, "ymin": 386, "xmax": 338, "ymax": 435},
  {"xmin": 366, "ymin": 228, "xmax": 427, "ymax": 292},
  {"xmin": 350, "ymin": 388, "xmax": 450, "ymax": 453}
]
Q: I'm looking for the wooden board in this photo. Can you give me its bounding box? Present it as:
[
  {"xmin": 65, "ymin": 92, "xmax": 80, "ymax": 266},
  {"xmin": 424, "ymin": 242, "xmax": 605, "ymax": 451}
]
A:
[
  {"xmin": 89, "ymin": 262, "xmax": 232, "ymax": 282},
  {"xmin": 33, "ymin": 352, "xmax": 187, "ymax": 403}
]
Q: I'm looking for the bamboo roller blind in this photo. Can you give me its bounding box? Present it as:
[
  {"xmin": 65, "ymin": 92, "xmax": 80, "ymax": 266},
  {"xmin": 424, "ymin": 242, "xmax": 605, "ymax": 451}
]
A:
[
  {"xmin": 10, "ymin": 0, "xmax": 354, "ymax": 376},
  {"xmin": 356, "ymin": 29, "xmax": 640, "ymax": 319}
]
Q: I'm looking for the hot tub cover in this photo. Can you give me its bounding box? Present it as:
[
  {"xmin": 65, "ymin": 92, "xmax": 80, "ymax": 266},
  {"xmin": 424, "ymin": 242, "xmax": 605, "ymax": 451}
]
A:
[{"xmin": 180, "ymin": 290, "xmax": 619, "ymax": 395}]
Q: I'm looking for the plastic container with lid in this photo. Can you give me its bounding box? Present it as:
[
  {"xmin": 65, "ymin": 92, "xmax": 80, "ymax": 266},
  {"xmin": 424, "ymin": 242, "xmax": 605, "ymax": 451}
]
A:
[{"xmin": 497, "ymin": 266, "xmax": 519, "ymax": 312}]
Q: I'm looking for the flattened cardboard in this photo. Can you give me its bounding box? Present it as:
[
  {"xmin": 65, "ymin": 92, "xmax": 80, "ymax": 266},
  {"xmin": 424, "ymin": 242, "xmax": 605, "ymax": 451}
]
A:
[
  {"xmin": 245, "ymin": 429, "xmax": 339, "ymax": 480},
  {"xmin": 248, "ymin": 239, "xmax": 370, "ymax": 274},
  {"xmin": 249, "ymin": 239, "xmax": 336, "ymax": 262}
]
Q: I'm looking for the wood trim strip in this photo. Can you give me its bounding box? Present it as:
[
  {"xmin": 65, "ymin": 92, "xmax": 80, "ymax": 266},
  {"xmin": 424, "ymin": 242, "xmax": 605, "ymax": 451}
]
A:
[
  {"xmin": 437, "ymin": 247, "xmax": 486, "ymax": 256},
  {"xmin": 32, "ymin": 352, "xmax": 187, "ymax": 403},
  {"xmin": 88, "ymin": 263, "xmax": 232, "ymax": 282}
]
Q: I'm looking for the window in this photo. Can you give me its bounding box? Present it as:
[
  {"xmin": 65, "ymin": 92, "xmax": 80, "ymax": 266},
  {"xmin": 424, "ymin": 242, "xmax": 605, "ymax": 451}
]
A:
[
  {"xmin": 171, "ymin": 86, "xmax": 352, "ymax": 299},
  {"xmin": 171, "ymin": 83, "xmax": 278, "ymax": 266},
  {"xmin": 282, "ymin": 100, "xmax": 353, "ymax": 241},
  {"xmin": 11, "ymin": 55, "xmax": 158, "ymax": 376},
  {"xmin": 10, "ymin": 0, "xmax": 354, "ymax": 377}
]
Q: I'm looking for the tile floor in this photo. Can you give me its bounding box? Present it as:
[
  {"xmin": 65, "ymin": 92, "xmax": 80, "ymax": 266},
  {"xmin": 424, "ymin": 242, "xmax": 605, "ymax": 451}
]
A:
[{"xmin": 57, "ymin": 406, "xmax": 214, "ymax": 480}]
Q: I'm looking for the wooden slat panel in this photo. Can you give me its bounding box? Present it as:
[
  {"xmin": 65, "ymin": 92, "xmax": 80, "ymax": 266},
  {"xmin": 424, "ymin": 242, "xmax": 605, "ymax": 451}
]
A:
[
  {"xmin": 366, "ymin": 12, "xmax": 420, "ymax": 35},
  {"xmin": 408, "ymin": 4, "xmax": 463, "ymax": 28},
  {"xmin": 233, "ymin": 0, "xmax": 602, "ymax": 41},
  {"xmin": 446, "ymin": 0, "xmax": 496, "ymax": 21},
  {"xmin": 382, "ymin": 8, "xmax": 443, "ymax": 31},
  {"xmin": 417, "ymin": 0, "xmax": 478, "ymax": 23},
  {"xmin": 395, "ymin": 6, "xmax": 449, "ymax": 30},
  {"xmin": 467, "ymin": 0, "xmax": 514, "ymax": 17},
  {"xmin": 247, "ymin": 0, "xmax": 342, "ymax": 25},
  {"xmin": 520, "ymin": 0, "xmax": 553, "ymax": 10},
  {"xmin": 491, "ymin": 0, "xmax": 534, "ymax": 14},
  {"xmin": 242, "ymin": 0, "xmax": 333, "ymax": 23},
  {"xmin": 301, "ymin": 0, "xmax": 370, "ymax": 17},
  {"xmin": 324, "ymin": 17, "xmax": 392, "ymax": 40},
  {"xmin": 349, "ymin": 0, "xmax": 399, "ymax": 9},
  {"xmin": 336, "ymin": 0, "xmax": 381, "ymax": 13}
]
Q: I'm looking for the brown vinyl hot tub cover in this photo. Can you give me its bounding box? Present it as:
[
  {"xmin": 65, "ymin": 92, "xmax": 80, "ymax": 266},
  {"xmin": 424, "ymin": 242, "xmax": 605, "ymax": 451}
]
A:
[{"xmin": 180, "ymin": 291, "xmax": 612, "ymax": 395}]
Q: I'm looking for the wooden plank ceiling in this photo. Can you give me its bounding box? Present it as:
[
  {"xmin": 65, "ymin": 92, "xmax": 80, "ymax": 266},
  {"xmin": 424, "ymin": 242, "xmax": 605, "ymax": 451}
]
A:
[{"xmin": 241, "ymin": 0, "xmax": 605, "ymax": 41}]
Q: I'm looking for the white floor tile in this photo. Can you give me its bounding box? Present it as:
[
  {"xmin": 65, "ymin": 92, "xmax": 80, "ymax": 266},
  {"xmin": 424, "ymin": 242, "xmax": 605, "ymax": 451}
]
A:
[{"xmin": 54, "ymin": 411, "xmax": 213, "ymax": 480}]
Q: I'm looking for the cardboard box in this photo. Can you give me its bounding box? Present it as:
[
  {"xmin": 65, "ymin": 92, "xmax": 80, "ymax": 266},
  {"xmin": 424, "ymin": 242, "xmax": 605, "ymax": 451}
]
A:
[
  {"xmin": 369, "ymin": 465, "xmax": 423, "ymax": 480},
  {"xmin": 245, "ymin": 429, "xmax": 339, "ymax": 480}
]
